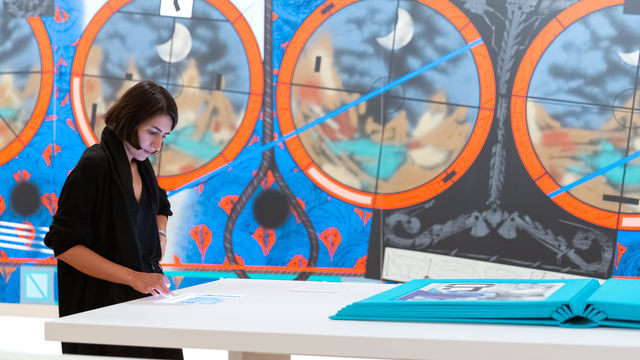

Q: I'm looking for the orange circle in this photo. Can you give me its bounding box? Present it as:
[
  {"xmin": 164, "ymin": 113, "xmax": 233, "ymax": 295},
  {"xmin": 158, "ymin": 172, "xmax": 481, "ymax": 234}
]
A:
[
  {"xmin": 70, "ymin": 0, "xmax": 263, "ymax": 190},
  {"xmin": 276, "ymin": 0, "xmax": 495, "ymax": 209},
  {"xmin": 0, "ymin": 18, "xmax": 53, "ymax": 166},
  {"xmin": 510, "ymin": 0, "xmax": 632, "ymax": 229}
]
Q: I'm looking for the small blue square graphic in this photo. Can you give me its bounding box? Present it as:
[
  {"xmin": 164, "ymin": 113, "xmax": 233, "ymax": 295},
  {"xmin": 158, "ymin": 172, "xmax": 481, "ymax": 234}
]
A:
[{"xmin": 20, "ymin": 265, "xmax": 55, "ymax": 305}]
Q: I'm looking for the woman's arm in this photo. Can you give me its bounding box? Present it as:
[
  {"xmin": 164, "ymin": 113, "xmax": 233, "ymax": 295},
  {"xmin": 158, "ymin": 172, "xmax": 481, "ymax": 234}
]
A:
[
  {"xmin": 57, "ymin": 245, "xmax": 172, "ymax": 296},
  {"xmin": 157, "ymin": 215, "xmax": 168, "ymax": 259}
]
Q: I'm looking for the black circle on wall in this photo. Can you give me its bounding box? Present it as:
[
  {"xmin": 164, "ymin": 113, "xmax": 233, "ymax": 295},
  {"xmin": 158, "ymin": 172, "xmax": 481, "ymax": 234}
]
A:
[
  {"xmin": 10, "ymin": 181, "xmax": 41, "ymax": 217},
  {"xmin": 253, "ymin": 189, "xmax": 290, "ymax": 229}
]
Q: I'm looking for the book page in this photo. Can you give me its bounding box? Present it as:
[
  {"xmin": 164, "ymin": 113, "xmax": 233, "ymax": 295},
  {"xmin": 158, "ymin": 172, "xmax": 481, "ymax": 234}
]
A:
[
  {"xmin": 397, "ymin": 282, "xmax": 564, "ymax": 301},
  {"xmin": 155, "ymin": 293, "xmax": 242, "ymax": 305}
]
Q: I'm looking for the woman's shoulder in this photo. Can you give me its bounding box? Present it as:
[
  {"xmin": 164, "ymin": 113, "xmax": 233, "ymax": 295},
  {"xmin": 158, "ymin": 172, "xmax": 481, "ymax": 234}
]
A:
[{"xmin": 73, "ymin": 144, "xmax": 108, "ymax": 175}]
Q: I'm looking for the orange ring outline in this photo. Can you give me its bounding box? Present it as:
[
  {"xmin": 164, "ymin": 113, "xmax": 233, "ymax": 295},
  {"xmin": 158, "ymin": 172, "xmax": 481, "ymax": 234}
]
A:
[
  {"xmin": 510, "ymin": 0, "xmax": 625, "ymax": 229},
  {"xmin": 0, "ymin": 18, "xmax": 53, "ymax": 166},
  {"xmin": 70, "ymin": 0, "xmax": 263, "ymax": 191},
  {"xmin": 276, "ymin": 0, "xmax": 495, "ymax": 209}
]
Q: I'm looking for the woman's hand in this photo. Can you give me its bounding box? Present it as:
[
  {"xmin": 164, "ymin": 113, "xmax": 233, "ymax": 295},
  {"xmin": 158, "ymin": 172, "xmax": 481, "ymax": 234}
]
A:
[{"xmin": 128, "ymin": 271, "xmax": 173, "ymax": 297}]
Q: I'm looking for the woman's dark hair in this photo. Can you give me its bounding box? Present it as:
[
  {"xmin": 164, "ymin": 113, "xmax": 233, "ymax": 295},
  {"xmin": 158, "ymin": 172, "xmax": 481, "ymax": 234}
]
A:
[{"xmin": 104, "ymin": 80, "xmax": 178, "ymax": 148}]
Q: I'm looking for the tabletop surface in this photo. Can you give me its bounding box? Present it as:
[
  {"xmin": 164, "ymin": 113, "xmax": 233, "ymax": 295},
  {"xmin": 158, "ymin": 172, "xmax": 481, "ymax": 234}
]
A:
[{"xmin": 45, "ymin": 278, "xmax": 640, "ymax": 360}]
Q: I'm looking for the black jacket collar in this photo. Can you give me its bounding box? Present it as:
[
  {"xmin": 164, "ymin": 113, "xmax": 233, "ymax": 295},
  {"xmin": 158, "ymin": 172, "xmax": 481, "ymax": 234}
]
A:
[{"xmin": 101, "ymin": 127, "xmax": 133, "ymax": 200}]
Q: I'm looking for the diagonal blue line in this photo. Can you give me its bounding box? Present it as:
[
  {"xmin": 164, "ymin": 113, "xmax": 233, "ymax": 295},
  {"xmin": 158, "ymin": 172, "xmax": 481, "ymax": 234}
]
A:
[
  {"xmin": 548, "ymin": 149, "xmax": 640, "ymax": 198},
  {"xmin": 284, "ymin": 38, "xmax": 483, "ymax": 141},
  {"xmin": 168, "ymin": 38, "xmax": 483, "ymax": 197},
  {"xmin": 27, "ymin": 272, "xmax": 46, "ymax": 299}
]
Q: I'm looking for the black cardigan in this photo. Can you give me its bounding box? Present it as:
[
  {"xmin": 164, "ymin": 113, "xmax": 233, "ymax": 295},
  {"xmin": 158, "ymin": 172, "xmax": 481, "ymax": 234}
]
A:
[{"xmin": 44, "ymin": 128, "xmax": 172, "ymax": 317}]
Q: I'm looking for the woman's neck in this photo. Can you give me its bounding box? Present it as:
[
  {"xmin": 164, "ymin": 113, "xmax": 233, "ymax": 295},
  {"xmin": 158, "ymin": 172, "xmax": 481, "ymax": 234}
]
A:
[{"xmin": 122, "ymin": 141, "xmax": 136, "ymax": 164}]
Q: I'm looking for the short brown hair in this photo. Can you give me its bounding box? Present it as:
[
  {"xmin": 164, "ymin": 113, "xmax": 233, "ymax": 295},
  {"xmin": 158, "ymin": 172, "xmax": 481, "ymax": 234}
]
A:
[{"xmin": 104, "ymin": 81, "xmax": 178, "ymax": 148}]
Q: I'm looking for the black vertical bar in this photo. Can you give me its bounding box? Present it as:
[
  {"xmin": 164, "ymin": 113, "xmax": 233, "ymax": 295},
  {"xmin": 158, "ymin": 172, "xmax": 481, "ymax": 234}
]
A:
[
  {"xmin": 314, "ymin": 56, "xmax": 321, "ymax": 72},
  {"xmin": 215, "ymin": 73, "xmax": 223, "ymax": 90},
  {"xmin": 90, "ymin": 103, "xmax": 97, "ymax": 129}
]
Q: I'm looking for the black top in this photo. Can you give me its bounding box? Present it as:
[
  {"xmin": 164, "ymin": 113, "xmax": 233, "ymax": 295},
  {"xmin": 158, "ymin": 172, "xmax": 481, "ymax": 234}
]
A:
[{"xmin": 136, "ymin": 165, "xmax": 162, "ymax": 274}]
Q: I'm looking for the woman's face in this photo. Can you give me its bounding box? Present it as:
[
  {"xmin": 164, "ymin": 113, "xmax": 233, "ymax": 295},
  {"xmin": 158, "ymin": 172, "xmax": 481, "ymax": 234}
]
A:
[{"xmin": 123, "ymin": 114, "xmax": 173, "ymax": 162}]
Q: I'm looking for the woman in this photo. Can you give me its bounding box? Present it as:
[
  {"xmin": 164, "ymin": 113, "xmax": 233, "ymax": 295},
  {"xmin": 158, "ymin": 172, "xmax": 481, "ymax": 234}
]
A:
[{"xmin": 44, "ymin": 81, "xmax": 183, "ymax": 359}]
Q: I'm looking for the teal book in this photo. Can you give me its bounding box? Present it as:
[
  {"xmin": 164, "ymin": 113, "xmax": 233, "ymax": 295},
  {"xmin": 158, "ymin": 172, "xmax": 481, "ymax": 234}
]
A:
[{"xmin": 331, "ymin": 278, "xmax": 640, "ymax": 328}]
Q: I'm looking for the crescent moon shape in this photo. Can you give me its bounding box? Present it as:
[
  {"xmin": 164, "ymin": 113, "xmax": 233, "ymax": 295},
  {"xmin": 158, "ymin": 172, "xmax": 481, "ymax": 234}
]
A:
[
  {"xmin": 376, "ymin": 8, "xmax": 414, "ymax": 50},
  {"xmin": 618, "ymin": 50, "xmax": 640, "ymax": 66},
  {"xmin": 156, "ymin": 23, "xmax": 192, "ymax": 63}
]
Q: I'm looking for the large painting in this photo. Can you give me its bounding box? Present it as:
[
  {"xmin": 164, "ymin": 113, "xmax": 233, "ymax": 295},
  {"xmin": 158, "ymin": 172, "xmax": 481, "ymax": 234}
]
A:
[{"xmin": 1, "ymin": 0, "xmax": 639, "ymax": 306}]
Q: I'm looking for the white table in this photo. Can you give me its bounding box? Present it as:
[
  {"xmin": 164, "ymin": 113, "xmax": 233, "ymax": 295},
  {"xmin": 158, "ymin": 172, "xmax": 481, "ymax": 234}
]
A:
[{"xmin": 45, "ymin": 278, "xmax": 640, "ymax": 360}]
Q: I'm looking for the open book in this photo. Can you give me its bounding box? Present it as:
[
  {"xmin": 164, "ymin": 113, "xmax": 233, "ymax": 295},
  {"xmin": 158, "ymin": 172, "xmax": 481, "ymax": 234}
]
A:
[{"xmin": 331, "ymin": 278, "xmax": 640, "ymax": 328}]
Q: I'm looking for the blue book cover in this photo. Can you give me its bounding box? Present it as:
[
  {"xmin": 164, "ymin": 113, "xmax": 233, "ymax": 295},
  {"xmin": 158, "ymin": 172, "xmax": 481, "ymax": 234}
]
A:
[{"xmin": 331, "ymin": 278, "xmax": 640, "ymax": 328}]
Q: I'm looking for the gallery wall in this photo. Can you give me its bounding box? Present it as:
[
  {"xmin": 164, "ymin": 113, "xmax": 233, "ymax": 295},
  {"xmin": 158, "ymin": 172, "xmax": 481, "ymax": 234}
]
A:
[{"xmin": 0, "ymin": 0, "xmax": 638, "ymax": 304}]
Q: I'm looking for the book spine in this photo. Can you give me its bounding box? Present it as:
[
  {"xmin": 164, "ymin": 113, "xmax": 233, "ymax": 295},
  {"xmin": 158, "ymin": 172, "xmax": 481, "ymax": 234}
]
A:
[{"xmin": 568, "ymin": 279, "xmax": 601, "ymax": 315}]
